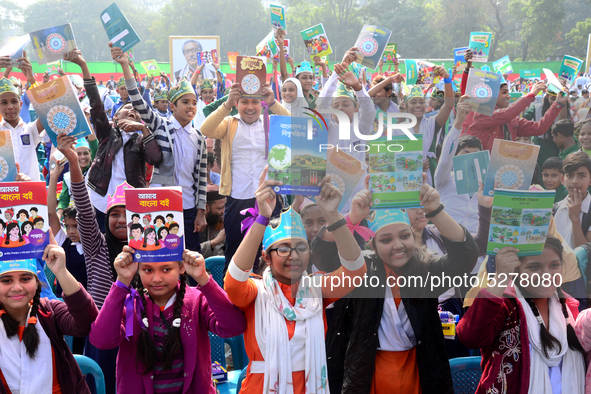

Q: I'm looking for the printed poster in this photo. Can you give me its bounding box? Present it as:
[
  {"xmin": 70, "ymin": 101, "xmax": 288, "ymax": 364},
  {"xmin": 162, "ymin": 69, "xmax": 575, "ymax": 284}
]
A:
[
  {"xmin": 368, "ymin": 135, "xmax": 424, "ymax": 209},
  {"xmin": 558, "ymin": 55, "xmax": 583, "ymax": 87},
  {"xmin": 125, "ymin": 187, "xmax": 184, "ymax": 262},
  {"xmin": 140, "ymin": 60, "xmax": 162, "ymax": 77},
  {"xmin": 0, "ymin": 35, "xmax": 31, "ymax": 66},
  {"xmin": 270, "ymin": 4, "xmax": 286, "ymax": 31},
  {"xmin": 29, "ymin": 24, "xmax": 77, "ymax": 65},
  {"xmin": 487, "ymin": 189, "xmax": 554, "ymax": 256},
  {"xmin": 300, "ymin": 23, "xmax": 332, "ymax": 60},
  {"xmin": 468, "ymin": 32, "xmax": 492, "ymax": 62},
  {"xmin": 268, "ymin": 116, "xmax": 327, "ymax": 195},
  {"xmin": 353, "ymin": 25, "xmax": 392, "ymax": 70},
  {"xmin": 26, "ymin": 76, "xmax": 93, "ymax": 146},
  {"xmin": 492, "ymin": 55, "xmax": 513, "ymax": 74},
  {"xmin": 483, "ymin": 139, "xmax": 540, "ymax": 196},
  {"xmin": 100, "ymin": 3, "xmax": 141, "ymax": 53},
  {"xmin": 465, "ymin": 68, "xmax": 503, "ymax": 117},
  {"xmin": 0, "ymin": 182, "xmax": 49, "ymax": 261}
]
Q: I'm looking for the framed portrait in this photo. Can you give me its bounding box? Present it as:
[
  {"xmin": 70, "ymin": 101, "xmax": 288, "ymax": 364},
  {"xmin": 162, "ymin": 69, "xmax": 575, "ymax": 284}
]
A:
[{"xmin": 169, "ymin": 36, "xmax": 220, "ymax": 82}]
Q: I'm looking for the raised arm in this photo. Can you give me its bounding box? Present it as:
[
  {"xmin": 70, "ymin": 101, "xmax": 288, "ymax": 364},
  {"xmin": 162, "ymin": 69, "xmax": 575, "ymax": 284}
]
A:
[
  {"xmin": 434, "ymin": 66, "xmax": 454, "ymax": 128},
  {"xmin": 48, "ymin": 161, "xmax": 64, "ymax": 238}
]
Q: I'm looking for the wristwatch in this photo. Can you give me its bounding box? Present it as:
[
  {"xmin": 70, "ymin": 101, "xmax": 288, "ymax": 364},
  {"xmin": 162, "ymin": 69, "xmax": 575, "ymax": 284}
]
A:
[{"xmin": 424, "ymin": 204, "xmax": 444, "ymax": 219}]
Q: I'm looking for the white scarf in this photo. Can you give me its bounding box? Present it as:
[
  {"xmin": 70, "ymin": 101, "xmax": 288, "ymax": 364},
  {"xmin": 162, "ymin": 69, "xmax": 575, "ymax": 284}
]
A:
[
  {"xmin": 515, "ymin": 286, "xmax": 585, "ymax": 394},
  {"xmin": 0, "ymin": 308, "xmax": 53, "ymax": 394},
  {"xmin": 253, "ymin": 267, "xmax": 328, "ymax": 394},
  {"xmin": 281, "ymin": 78, "xmax": 307, "ymax": 118}
]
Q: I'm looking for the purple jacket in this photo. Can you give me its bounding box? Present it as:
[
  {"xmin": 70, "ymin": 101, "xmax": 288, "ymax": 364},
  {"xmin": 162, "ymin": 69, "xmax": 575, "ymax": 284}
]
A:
[
  {"xmin": 89, "ymin": 276, "xmax": 246, "ymax": 394},
  {"xmin": 0, "ymin": 285, "xmax": 99, "ymax": 394}
]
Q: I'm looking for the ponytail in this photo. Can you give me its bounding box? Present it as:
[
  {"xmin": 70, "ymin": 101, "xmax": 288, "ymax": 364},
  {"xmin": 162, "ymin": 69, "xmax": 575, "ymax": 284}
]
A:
[{"xmin": 557, "ymin": 287, "xmax": 585, "ymax": 354}]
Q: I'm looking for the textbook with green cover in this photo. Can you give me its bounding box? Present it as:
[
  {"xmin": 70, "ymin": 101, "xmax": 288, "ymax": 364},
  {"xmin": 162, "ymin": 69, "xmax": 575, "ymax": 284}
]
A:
[
  {"xmin": 270, "ymin": 4, "xmax": 286, "ymax": 31},
  {"xmin": 487, "ymin": 189, "xmax": 555, "ymax": 256},
  {"xmin": 301, "ymin": 23, "xmax": 332, "ymax": 60},
  {"xmin": 256, "ymin": 31, "xmax": 279, "ymax": 59},
  {"xmin": 368, "ymin": 135, "xmax": 424, "ymax": 209},
  {"xmin": 353, "ymin": 25, "xmax": 392, "ymax": 70},
  {"xmin": 100, "ymin": 3, "xmax": 141, "ymax": 53},
  {"xmin": 492, "ymin": 55, "xmax": 513, "ymax": 74},
  {"xmin": 140, "ymin": 60, "xmax": 162, "ymax": 77},
  {"xmin": 558, "ymin": 55, "xmax": 583, "ymax": 87},
  {"xmin": 519, "ymin": 69, "xmax": 541, "ymax": 80},
  {"xmin": 29, "ymin": 24, "xmax": 77, "ymax": 65},
  {"xmin": 468, "ymin": 32, "xmax": 492, "ymax": 62},
  {"xmin": 382, "ymin": 43, "xmax": 397, "ymax": 64}
]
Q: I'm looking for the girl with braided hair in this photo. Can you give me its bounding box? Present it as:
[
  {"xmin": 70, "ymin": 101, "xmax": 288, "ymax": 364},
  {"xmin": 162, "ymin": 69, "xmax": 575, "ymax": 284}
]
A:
[
  {"xmin": 0, "ymin": 233, "xmax": 99, "ymax": 393},
  {"xmin": 89, "ymin": 247, "xmax": 245, "ymax": 393},
  {"xmin": 457, "ymin": 236, "xmax": 586, "ymax": 394}
]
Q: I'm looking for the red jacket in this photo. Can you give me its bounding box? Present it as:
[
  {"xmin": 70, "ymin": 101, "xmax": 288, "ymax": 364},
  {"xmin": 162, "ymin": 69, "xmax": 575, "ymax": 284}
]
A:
[
  {"xmin": 457, "ymin": 286, "xmax": 579, "ymax": 394},
  {"xmin": 459, "ymin": 71, "xmax": 562, "ymax": 151}
]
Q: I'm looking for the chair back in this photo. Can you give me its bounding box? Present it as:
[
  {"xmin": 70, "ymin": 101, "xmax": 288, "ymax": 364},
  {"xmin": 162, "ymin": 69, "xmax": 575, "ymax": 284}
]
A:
[
  {"xmin": 74, "ymin": 355, "xmax": 106, "ymax": 394},
  {"xmin": 449, "ymin": 356, "xmax": 482, "ymax": 394}
]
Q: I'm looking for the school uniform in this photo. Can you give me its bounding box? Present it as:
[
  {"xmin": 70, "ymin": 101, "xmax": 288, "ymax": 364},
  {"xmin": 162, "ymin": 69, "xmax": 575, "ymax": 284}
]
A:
[{"xmin": 0, "ymin": 118, "xmax": 42, "ymax": 181}]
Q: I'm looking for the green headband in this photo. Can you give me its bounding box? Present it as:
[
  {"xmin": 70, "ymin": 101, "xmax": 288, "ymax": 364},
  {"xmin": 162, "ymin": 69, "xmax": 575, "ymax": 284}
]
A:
[
  {"xmin": 0, "ymin": 78, "xmax": 19, "ymax": 96},
  {"xmin": 168, "ymin": 80, "xmax": 195, "ymax": 103}
]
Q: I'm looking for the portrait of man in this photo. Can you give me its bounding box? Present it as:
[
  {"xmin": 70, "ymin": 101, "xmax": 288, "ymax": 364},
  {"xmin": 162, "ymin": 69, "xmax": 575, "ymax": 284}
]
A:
[{"xmin": 170, "ymin": 36, "xmax": 220, "ymax": 82}]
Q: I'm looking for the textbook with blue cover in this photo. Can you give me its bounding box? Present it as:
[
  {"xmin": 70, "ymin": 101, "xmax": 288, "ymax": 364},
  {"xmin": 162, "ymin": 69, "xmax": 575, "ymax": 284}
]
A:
[
  {"xmin": 270, "ymin": 4, "xmax": 286, "ymax": 31},
  {"xmin": 353, "ymin": 25, "xmax": 392, "ymax": 70},
  {"xmin": 558, "ymin": 55, "xmax": 583, "ymax": 87},
  {"xmin": 453, "ymin": 47, "xmax": 468, "ymax": 71},
  {"xmin": 100, "ymin": 2, "xmax": 141, "ymax": 53},
  {"xmin": 29, "ymin": 24, "xmax": 77, "ymax": 65},
  {"xmin": 465, "ymin": 68, "xmax": 503, "ymax": 116},
  {"xmin": 453, "ymin": 150, "xmax": 490, "ymax": 195},
  {"xmin": 268, "ymin": 116, "xmax": 328, "ymax": 195},
  {"xmin": 468, "ymin": 32, "xmax": 492, "ymax": 62},
  {"xmin": 0, "ymin": 131, "xmax": 18, "ymax": 183}
]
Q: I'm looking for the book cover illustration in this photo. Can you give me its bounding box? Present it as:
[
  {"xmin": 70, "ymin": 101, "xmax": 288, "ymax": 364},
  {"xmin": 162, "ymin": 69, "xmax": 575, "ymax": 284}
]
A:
[
  {"xmin": 368, "ymin": 135, "xmax": 424, "ymax": 209},
  {"xmin": 483, "ymin": 139, "xmax": 540, "ymax": 196},
  {"xmin": 382, "ymin": 43, "xmax": 397, "ymax": 64},
  {"xmin": 29, "ymin": 24, "xmax": 77, "ymax": 65},
  {"xmin": 125, "ymin": 187, "xmax": 184, "ymax": 263},
  {"xmin": 453, "ymin": 47, "xmax": 469, "ymax": 71},
  {"xmin": 465, "ymin": 68, "xmax": 503, "ymax": 117},
  {"xmin": 100, "ymin": 3, "xmax": 141, "ymax": 54},
  {"xmin": 273, "ymin": 39, "xmax": 289, "ymax": 60},
  {"xmin": 405, "ymin": 60, "xmax": 436, "ymax": 85},
  {"xmin": 0, "ymin": 131, "xmax": 17, "ymax": 183},
  {"xmin": 0, "ymin": 35, "xmax": 31, "ymax": 66},
  {"xmin": 453, "ymin": 150, "xmax": 490, "ymax": 195},
  {"xmin": 270, "ymin": 4, "xmax": 286, "ymax": 31},
  {"xmin": 140, "ymin": 60, "xmax": 162, "ymax": 77},
  {"xmin": 558, "ymin": 55, "xmax": 583, "ymax": 87},
  {"xmin": 196, "ymin": 49, "xmax": 218, "ymax": 66},
  {"xmin": 353, "ymin": 25, "xmax": 392, "ymax": 70},
  {"xmin": 26, "ymin": 76, "xmax": 93, "ymax": 146},
  {"xmin": 236, "ymin": 56, "xmax": 267, "ymax": 99},
  {"xmin": 0, "ymin": 182, "xmax": 49, "ymax": 261},
  {"xmin": 519, "ymin": 69, "xmax": 541, "ymax": 80},
  {"xmin": 256, "ymin": 31, "xmax": 279, "ymax": 59},
  {"xmin": 228, "ymin": 52, "xmax": 239, "ymax": 71},
  {"xmin": 268, "ymin": 116, "xmax": 327, "ymax": 195},
  {"xmin": 325, "ymin": 148, "xmax": 367, "ymax": 213},
  {"xmin": 300, "ymin": 23, "xmax": 332, "ymax": 60},
  {"xmin": 492, "ymin": 55, "xmax": 513, "ymax": 74},
  {"xmin": 487, "ymin": 189, "xmax": 554, "ymax": 256},
  {"xmin": 468, "ymin": 32, "xmax": 492, "ymax": 62}
]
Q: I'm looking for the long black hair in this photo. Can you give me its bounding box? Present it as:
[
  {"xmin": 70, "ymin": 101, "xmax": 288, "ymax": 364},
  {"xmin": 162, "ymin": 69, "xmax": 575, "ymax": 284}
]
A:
[
  {"xmin": 133, "ymin": 272, "xmax": 187, "ymax": 373},
  {"xmin": 142, "ymin": 227, "xmax": 160, "ymax": 249},
  {"xmin": 5, "ymin": 222, "xmax": 23, "ymax": 245}
]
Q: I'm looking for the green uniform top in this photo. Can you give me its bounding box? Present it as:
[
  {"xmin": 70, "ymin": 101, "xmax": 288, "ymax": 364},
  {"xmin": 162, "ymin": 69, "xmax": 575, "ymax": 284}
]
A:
[{"xmin": 558, "ymin": 141, "xmax": 581, "ymax": 160}]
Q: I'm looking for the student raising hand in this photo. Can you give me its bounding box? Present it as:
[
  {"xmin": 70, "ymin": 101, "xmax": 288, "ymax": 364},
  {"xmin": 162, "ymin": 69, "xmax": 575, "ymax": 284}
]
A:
[
  {"xmin": 109, "ymin": 43, "xmax": 129, "ymax": 66},
  {"xmin": 349, "ymin": 174, "xmax": 372, "ymax": 225},
  {"xmin": 254, "ymin": 166, "xmax": 280, "ymax": 219},
  {"xmin": 453, "ymin": 95, "xmax": 472, "ymax": 129},
  {"xmin": 224, "ymin": 83, "xmax": 242, "ymax": 110},
  {"xmin": 334, "ymin": 63, "xmax": 362, "ymax": 91},
  {"xmin": 15, "ymin": 163, "xmax": 31, "ymax": 182},
  {"xmin": 182, "ymin": 249, "xmax": 209, "ymax": 286},
  {"xmin": 44, "ymin": 229, "xmax": 80, "ymax": 296},
  {"xmin": 114, "ymin": 245, "xmax": 138, "ymax": 287}
]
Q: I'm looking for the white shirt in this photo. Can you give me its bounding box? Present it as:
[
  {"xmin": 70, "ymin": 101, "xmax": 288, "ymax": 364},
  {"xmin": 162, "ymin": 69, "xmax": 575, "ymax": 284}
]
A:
[
  {"xmin": 152, "ymin": 118, "xmax": 201, "ymax": 209},
  {"xmin": 0, "ymin": 119, "xmax": 42, "ymax": 181},
  {"xmin": 88, "ymin": 131, "xmax": 134, "ymax": 213},
  {"xmin": 377, "ymin": 289, "xmax": 416, "ymax": 351},
  {"xmin": 230, "ymin": 117, "xmax": 267, "ymax": 200},
  {"xmin": 55, "ymin": 227, "xmax": 84, "ymax": 255},
  {"xmin": 554, "ymin": 192, "xmax": 591, "ymax": 249}
]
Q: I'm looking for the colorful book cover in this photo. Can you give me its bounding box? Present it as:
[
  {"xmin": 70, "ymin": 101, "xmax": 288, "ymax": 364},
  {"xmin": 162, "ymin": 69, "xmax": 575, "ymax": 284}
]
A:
[
  {"xmin": 468, "ymin": 32, "xmax": 492, "ymax": 62},
  {"xmin": 236, "ymin": 56, "xmax": 267, "ymax": 99},
  {"xmin": 465, "ymin": 68, "xmax": 503, "ymax": 117},
  {"xmin": 453, "ymin": 150, "xmax": 490, "ymax": 195},
  {"xmin": 270, "ymin": 4, "xmax": 286, "ymax": 31},
  {"xmin": 29, "ymin": 24, "xmax": 77, "ymax": 65},
  {"xmin": 323, "ymin": 148, "xmax": 367, "ymax": 213},
  {"xmin": 404, "ymin": 60, "xmax": 437, "ymax": 85},
  {"xmin": 256, "ymin": 31, "xmax": 279, "ymax": 59},
  {"xmin": 212, "ymin": 361, "xmax": 228, "ymax": 383},
  {"xmin": 558, "ymin": 55, "xmax": 583, "ymax": 87},
  {"xmin": 492, "ymin": 55, "xmax": 513, "ymax": 74},
  {"xmin": 228, "ymin": 52, "xmax": 239, "ymax": 71},
  {"xmin": 453, "ymin": 46, "xmax": 469, "ymax": 71},
  {"xmin": 368, "ymin": 135, "xmax": 424, "ymax": 209},
  {"xmin": 196, "ymin": 50, "xmax": 218, "ymax": 66},
  {"xmin": 273, "ymin": 39, "xmax": 289, "ymax": 60},
  {"xmin": 487, "ymin": 189, "xmax": 555, "ymax": 256},
  {"xmin": 26, "ymin": 76, "xmax": 93, "ymax": 146},
  {"xmin": 519, "ymin": 69, "xmax": 541, "ymax": 79},
  {"xmin": 125, "ymin": 187, "xmax": 184, "ymax": 263},
  {"xmin": 353, "ymin": 25, "xmax": 392, "ymax": 70},
  {"xmin": 0, "ymin": 35, "xmax": 31, "ymax": 66},
  {"xmin": 0, "ymin": 182, "xmax": 49, "ymax": 261},
  {"xmin": 0, "ymin": 131, "xmax": 18, "ymax": 182},
  {"xmin": 509, "ymin": 92, "xmax": 523, "ymax": 104},
  {"xmin": 483, "ymin": 139, "xmax": 540, "ymax": 196},
  {"xmin": 268, "ymin": 116, "xmax": 327, "ymax": 195},
  {"xmin": 140, "ymin": 60, "xmax": 162, "ymax": 77},
  {"xmin": 382, "ymin": 43, "xmax": 397, "ymax": 64},
  {"xmin": 100, "ymin": 3, "xmax": 141, "ymax": 54},
  {"xmin": 300, "ymin": 23, "xmax": 332, "ymax": 60}
]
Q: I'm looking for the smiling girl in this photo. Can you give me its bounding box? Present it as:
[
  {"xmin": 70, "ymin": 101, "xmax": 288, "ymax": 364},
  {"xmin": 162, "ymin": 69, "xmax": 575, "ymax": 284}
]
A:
[{"xmin": 577, "ymin": 119, "xmax": 591, "ymax": 157}]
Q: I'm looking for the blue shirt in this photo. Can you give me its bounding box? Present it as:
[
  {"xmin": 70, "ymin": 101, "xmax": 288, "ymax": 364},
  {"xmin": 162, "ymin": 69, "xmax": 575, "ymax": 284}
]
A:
[{"xmin": 210, "ymin": 170, "xmax": 220, "ymax": 185}]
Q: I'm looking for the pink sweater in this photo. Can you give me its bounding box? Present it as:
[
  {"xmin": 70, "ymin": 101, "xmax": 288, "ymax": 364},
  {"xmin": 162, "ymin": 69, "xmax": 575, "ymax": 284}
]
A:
[{"xmin": 574, "ymin": 308, "xmax": 591, "ymax": 394}]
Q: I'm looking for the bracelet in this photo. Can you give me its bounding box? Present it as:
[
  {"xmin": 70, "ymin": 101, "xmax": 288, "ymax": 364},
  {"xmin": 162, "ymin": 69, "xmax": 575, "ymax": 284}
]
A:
[
  {"xmin": 556, "ymin": 101, "xmax": 565, "ymax": 108},
  {"xmin": 424, "ymin": 204, "xmax": 444, "ymax": 219},
  {"xmin": 255, "ymin": 215, "xmax": 270, "ymax": 226},
  {"xmin": 444, "ymin": 77, "xmax": 452, "ymax": 84},
  {"xmin": 326, "ymin": 217, "xmax": 347, "ymax": 232}
]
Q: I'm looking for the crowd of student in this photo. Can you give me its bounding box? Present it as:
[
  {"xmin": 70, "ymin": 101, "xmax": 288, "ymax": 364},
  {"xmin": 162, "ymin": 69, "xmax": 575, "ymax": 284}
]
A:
[{"xmin": 2, "ymin": 25, "xmax": 591, "ymax": 393}]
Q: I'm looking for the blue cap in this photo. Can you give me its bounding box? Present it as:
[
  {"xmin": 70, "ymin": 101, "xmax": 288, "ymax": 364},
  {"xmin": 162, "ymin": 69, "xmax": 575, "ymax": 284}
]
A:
[
  {"xmin": 0, "ymin": 259, "xmax": 38, "ymax": 276},
  {"xmin": 263, "ymin": 207, "xmax": 307, "ymax": 251},
  {"xmin": 367, "ymin": 209, "xmax": 411, "ymax": 235},
  {"xmin": 296, "ymin": 61, "xmax": 314, "ymax": 76},
  {"xmin": 75, "ymin": 138, "xmax": 90, "ymax": 151}
]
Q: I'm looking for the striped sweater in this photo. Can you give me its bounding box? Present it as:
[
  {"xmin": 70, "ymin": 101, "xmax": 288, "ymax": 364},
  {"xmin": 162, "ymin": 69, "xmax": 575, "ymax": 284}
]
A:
[
  {"xmin": 126, "ymin": 78, "xmax": 207, "ymax": 210},
  {"xmin": 71, "ymin": 181, "xmax": 114, "ymax": 309}
]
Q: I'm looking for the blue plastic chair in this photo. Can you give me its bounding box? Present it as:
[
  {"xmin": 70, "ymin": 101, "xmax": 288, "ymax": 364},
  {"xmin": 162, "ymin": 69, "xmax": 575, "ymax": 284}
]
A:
[
  {"xmin": 205, "ymin": 256, "xmax": 225, "ymax": 287},
  {"xmin": 74, "ymin": 355, "xmax": 106, "ymax": 394},
  {"xmin": 449, "ymin": 356, "xmax": 482, "ymax": 394},
  {"xmin": 215, "ymin": 367, "xmax": 246, "ymax": 394},
  {"xmin": 235, "ymin": 366, "xmax": 248, "ymax": 393},
  {"xmin": 209, "ymin": 332, "xmax": 227, "ymax": 369}
]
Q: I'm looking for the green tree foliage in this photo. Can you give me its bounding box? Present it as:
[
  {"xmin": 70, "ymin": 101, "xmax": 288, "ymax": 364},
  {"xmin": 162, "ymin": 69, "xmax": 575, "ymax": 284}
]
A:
[{"xmin": 565, "ymin": 18, "xmax": 591, "ymax": 57}]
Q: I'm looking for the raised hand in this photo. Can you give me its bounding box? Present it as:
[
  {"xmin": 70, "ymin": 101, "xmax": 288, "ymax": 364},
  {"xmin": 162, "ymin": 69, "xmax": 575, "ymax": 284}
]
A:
[
  {"xmin": 114, "ymin": 245, "xmax": 138, "ymax": 286},
  {"xmin": 255, "ymin": 166, "xmax": 281, "ymax": 218},
  {"xmin": 334, "ymin": 63, "xmax": 361, "ymax": 91},
  {"xmin": 224, "ymin": 84, "xmax": 242, "ymax": 109},
  {"xmin": 56, "ymin": 134, "xmax": 79, "ymax": 164},
  {"xmin": 182, "ymin": 249, "xmax": 209, "ymax": 286},
  {"xmin": 64, "ymin": 49, "xmax": 86, "ymax": 66},
  {"xmin": 261, "ymin": 83, "xmax": 275, "ymax": 106},
  {"xmin": 43, "ymin": 229, "xmax": 67, "ymax": 276},
  {"xmin": 419, "ymin": 172, "xmax": 440, "ymax": 214},
  {"xmin": 349, "ymin": 175, "xmax": 372, "ymax": 225},
  {"xmin": 316, "ymin": 175, "xmax": 342, "ymax": 218},
  {"xmin": 109, "ymin": 43, "xmax": 129, "ymax": 66},
  {"xmin": 15, "ymin": 163, "xmax": 31, "ymax": 182}
]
